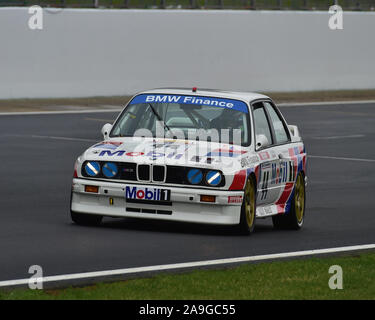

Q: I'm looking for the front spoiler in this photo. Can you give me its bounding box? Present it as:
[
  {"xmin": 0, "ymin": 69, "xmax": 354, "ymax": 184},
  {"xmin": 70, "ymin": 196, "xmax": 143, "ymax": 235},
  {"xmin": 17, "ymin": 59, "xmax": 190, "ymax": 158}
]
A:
[{"xmin": 71, "ymin": 178, "xmax": 243, "ymax": 225}]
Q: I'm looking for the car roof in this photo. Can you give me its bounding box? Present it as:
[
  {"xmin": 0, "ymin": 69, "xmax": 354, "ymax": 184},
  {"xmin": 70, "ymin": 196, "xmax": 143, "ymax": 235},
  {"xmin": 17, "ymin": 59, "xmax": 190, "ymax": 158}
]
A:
[{"xmin": 138, "ymin": 88, "xmax": 271, "ymax": 103}]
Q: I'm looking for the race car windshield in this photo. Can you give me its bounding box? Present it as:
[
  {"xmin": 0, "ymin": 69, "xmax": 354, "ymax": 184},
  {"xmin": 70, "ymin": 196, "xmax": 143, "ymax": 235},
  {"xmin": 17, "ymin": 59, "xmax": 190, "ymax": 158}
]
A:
[{"xmin": 110, "ymin": 94, "xmax": 251, "ymax": 146}]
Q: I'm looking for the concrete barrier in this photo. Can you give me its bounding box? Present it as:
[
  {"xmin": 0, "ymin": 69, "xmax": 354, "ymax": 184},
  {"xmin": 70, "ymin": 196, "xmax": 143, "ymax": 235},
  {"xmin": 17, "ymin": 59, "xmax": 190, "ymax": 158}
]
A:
[{"xmin": 0, "ymin": 8, "xmax": 374, "ymax": 99}]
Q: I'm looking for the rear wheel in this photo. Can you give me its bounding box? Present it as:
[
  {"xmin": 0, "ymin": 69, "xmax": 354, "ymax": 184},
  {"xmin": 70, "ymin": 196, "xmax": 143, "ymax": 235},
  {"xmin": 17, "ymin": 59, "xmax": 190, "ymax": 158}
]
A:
[
  {"xmin": 71, "ymin": 211, "xmax": 103, "ymax": 226},
  {"xmin": 238, "ymin": 177, "xmax": 256, "ymax": 235},
  {"xmin": 272, "ymin": 172, "xmax": 305, "ymax": 230}
]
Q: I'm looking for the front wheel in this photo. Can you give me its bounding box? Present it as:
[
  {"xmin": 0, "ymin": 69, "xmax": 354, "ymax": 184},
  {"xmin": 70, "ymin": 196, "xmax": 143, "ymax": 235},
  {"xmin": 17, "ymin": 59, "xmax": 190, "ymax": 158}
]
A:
[
  {"xmin": 71, "ymin": 211, "xmax": 103, "ymax": 226},
  {"xmin": 272, "ymin": 172, "xmax": 305, "ymax": 230},
  {"xmin": 238, "ymin": 177, "xmax": 257, "ymax": 235}
]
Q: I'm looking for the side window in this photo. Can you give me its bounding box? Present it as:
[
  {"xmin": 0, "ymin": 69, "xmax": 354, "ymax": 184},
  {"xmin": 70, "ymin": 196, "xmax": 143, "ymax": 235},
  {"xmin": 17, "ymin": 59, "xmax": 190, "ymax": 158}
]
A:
[
  {"xmin": 263, "ymin": 102, "xmax": 290, "ymax": 144},
  {"xmin": 252, "ymin": 103, "xmax": 273, "ymax": 147}
]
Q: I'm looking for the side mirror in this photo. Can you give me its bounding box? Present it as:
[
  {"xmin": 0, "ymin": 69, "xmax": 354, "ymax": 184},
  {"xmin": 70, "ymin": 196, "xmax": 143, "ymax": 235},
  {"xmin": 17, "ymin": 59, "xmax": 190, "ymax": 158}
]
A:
[
  {"xmin": 256, "ymin": 134, "xmax": 269, "ymax": 150},
  {"xmin": 101, "ymin": 123, "xmax": 113, "ymax": 140},
  {"xmin": 288, "ymin": 125, "xmax": 301, "ymax": 140}
]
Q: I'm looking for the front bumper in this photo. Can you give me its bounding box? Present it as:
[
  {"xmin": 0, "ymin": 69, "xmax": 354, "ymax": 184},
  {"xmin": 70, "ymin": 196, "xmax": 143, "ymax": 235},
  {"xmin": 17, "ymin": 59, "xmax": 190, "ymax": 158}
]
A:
[{"xmin": 71, "ymin": 179, "xmax": 243, "ymax": 225}]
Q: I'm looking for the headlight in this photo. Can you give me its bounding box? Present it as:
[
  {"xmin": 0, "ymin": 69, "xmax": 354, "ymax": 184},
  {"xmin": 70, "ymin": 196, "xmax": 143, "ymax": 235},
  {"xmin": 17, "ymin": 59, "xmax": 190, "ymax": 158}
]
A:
[
  {"xmin": 187, "ymin": 168, "xmax": 203, "ymax": 185},
  {"xmin": 84, "ymin": 161, "xmax": 100, "ymax": 177},
  {"xmin": 205, "ymin": 170, "xmax": 222, "ymax": 186},
  {"xmin": 102, "ymin": 162, "xmax": 118, "ymax": 178}
]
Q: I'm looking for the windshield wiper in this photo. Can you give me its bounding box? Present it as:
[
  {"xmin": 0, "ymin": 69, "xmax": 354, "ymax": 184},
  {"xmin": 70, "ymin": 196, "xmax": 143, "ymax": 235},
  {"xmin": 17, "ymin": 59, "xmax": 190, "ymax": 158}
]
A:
[{"xmin": 148, "ymin": 103, "xmax": 174, "ymax": 137}]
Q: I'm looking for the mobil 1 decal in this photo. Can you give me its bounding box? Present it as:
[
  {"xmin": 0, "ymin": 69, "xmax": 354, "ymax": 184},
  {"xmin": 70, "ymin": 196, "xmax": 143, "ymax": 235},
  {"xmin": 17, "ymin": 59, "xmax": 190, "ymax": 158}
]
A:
[{"xmin": 269, "ymin": 160, "xmax": 295, "ymax": 185}]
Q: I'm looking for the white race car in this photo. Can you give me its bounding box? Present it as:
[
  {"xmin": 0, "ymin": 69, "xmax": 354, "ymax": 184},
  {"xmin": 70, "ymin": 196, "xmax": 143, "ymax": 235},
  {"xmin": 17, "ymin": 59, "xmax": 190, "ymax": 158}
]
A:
[{"xmin": 70, "ymin": 88, "xmax": 307, "ymax": 234}]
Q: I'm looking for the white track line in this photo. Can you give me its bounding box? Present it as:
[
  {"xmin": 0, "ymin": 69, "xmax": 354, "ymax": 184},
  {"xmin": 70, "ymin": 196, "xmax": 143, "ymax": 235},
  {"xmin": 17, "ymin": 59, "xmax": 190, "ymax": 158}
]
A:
[
  {"xmin": 0, "ymin": 108, "xmax": 122, "ymax": 116},
  {"xmin": 311, "ymin": 134, "xmax": 365, "ymax": 140},
  {"xmin": 309, "ymin": 155, "xmax": 375, "ymax": 163},
  {"xmin": 31, "ymin": 134, "xmax": 97, "ymax": 142},
  {"xmin": 3, "ymin": 134, "xmax": 96, "ymax": 143},
  {"xmin": 278, "ymin": 100, "xmax": 375, "ymax": 107},
  {"xmin": 0, "ymin": 244, "xmax": 374, "ymax": 288}
]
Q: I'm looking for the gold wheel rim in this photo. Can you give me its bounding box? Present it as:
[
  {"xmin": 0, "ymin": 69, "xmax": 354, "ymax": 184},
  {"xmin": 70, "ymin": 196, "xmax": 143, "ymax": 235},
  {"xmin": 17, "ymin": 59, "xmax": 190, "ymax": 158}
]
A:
[
  {"xmin": 295, "ymin": 174, "xmax": 305, "ymax": 223},
  {"xmin": 245, "ymin": 180, "xmax": 255, "ymax": 228}
]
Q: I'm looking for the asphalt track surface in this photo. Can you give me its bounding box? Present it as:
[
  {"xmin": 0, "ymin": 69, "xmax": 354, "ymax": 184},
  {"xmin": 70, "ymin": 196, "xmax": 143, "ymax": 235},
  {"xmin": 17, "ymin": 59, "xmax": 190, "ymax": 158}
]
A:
[{"xmin": 0, "ymin": 102, "xmax": 374, "ymax": 285}]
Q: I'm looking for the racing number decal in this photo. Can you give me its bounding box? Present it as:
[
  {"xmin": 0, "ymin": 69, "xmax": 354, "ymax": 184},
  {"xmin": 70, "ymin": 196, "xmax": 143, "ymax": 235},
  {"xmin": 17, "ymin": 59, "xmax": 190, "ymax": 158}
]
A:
[
  {"xmin": 260, "ymin": 171, "xmax": 269, "ymax": 200},
  {"xmin": 288, "ymin": 160, "xmax": 295, "ymax": 182}
]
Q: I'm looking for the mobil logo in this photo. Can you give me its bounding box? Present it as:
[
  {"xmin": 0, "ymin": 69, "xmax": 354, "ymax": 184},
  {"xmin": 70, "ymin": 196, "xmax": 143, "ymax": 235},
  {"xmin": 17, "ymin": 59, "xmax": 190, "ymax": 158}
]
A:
[{"xmin": 125, "ymin": 186, "xmax": 170, "ymax": 201}]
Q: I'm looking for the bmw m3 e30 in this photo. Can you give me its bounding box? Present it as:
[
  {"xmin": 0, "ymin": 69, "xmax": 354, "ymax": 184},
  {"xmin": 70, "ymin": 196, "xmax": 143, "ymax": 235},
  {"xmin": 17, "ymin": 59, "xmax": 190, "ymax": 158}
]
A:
[{"xmin": 70, "ymin": 88, "xmax": 307, "ymax": 234}]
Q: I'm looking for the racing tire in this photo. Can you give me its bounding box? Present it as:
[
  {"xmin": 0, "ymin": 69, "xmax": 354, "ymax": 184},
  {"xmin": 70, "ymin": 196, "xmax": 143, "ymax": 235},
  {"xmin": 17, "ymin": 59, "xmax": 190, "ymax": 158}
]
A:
[
  {"xmin": 272, "ymin": 172, "xmax": 305, "ymax": 230},
  {"xmin": 71, "ymin": 211, "xmax": 103, "ymax": 226},
  {"xmin": 238, "ymin": 177, "xmax": 257, "ymax": 235}
]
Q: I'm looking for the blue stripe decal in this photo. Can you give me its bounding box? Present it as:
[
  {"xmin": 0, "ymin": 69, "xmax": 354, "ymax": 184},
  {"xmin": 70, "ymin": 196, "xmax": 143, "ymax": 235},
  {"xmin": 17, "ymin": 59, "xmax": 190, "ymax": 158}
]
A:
[
  {"xmin": 85, "ymin": 161, "xmax": 100, "ymax": 177},
  {"xmin": 206, "ymin": 171, "xmax": 222, "ymax": 186},
  {"xmin": 130, "ymin": 94, "xmax": 249, "ymax": 114},
  {"xmin": 187, "ymin": 169, "xmax": 203, "ymax": 184},
  {"xmin": 102, "ymin": 162, "xmax": 118, "ymax": 178},
  {"xmin": 285, "ymin": 187, "xmax": 296, "ymax": 213}
]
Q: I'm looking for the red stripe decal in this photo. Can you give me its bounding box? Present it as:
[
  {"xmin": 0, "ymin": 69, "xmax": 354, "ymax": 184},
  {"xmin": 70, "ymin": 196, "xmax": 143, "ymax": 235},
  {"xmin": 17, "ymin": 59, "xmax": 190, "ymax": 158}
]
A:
[
  {"xmin": 259, "ymin": 151, "xmax": 270, "ymax": 160},
  {"xmin": 229, "ymin": 170, "xmax": 247, "ymax": 190},
  {"xmin": 255, "ymin": 165, "xmax": 260, "ymax": 182},
  {"xmin": 302, "ymin": 154, "xmax": 306, "ymax": 172},
  {"xmin": 276, "ymin": 182, "xmax": 294, "ymax": 205},
  {"xmin": 288, "ymin": 148, "xmax": 294, "ymax": 157}
]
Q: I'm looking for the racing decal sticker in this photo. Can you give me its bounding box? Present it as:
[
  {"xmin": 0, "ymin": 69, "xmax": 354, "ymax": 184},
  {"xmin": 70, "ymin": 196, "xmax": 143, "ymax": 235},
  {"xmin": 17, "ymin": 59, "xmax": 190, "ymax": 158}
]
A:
[
  {"xmin": 228, "ymin": 166, "xmax": 259, "ymax": 191},
  {"xmin": 125, "ymin": 186, "xmax": 171, "ymax": 201},
  {"xmin": 271, "ymin": 163, "xmax": 278, "ymax": 185},
  {"xmin": 228, "ymin": 196, "xmax": 243, "ymax": 204},
  {"xmin": 126, "ymin": 152, "xmax": 145, "ymax": 157},
  {"xmin": 273, "ymin": 145, "xmax": 306, "ymax": 214},
  {"xmin": 287, "ymin": 145, "xmax": 306, "ymax": 180},
  {"xmin": 254, "ymin": 165, "xmax": 260, "ymax": 182},
  {"xmin": 260, "ymin": 171, "xmax": 270, "ymax": 200},
  {"xmin": 93, "ymin": 141, "xmax": 122, "ymax": 150},
  {"xmin": 207, "ymin": 147, "xmax": 247, "ymax": 158},
  {"xmin": 275, "ymin": 182, "xmax": 295, "ymax": 213},
  {"xmin": 259, "ymin": 151, "xmax": 270, "ymax": 160},
  {"xmin": 261, "ymin": 162, "xmax": 271, "ymax": 170},
  {"xmin": 98, "ymin": 150, "xmax": 183, "ymax": 160},
  {"xmin": 240, "ymin": 155, "xmax": 259, "ymax": 168},
  {"xmin": 99, "ymin": 150, "xmax": 126, "ymax": 157},
  {"xmin": 129, "ymin": 94, "xmax": 249, "ymax": 114},
  {"xmin": 229, "ymin": 169, "xmax": 247, "ymax": 190},
  {"xmin": 256, "ymin": 205, "xmax": 274, "ymax": 217},
  {"xmin": 288, "ymin": 160, "xmax": 295, "ymax": 182},
  {"xmin": 151, "ymin": 140, "xmax": 191, "ymax": 152}
]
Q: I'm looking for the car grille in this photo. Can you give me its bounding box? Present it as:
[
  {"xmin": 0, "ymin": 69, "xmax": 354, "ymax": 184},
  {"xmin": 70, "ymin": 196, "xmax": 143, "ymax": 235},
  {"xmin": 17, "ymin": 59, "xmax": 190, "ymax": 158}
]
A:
[
  {"xmin": 137, "ymin": 164, "xmax": 150, "ymax": 181},
  {"xmin": 152, "ymin": 165, "xmax": 165, "ymax": 182}
]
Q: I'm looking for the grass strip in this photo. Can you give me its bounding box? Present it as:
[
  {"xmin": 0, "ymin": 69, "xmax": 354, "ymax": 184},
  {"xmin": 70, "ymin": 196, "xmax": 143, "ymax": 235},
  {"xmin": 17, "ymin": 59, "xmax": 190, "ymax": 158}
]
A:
[{"xmin": 1, "ymin": 251, "xmax": 374, "ymax": 300}]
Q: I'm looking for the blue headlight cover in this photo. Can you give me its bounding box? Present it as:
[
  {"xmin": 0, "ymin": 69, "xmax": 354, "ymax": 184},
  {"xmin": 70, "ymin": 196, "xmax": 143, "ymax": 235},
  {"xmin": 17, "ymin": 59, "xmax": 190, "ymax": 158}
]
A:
[
  {"xmin": 102, "ymin": 162, "xmax": 118, "ymax": 178},
  {"xmin": 187, "ymin": 168, "xmax": 203, "ymax": 185},
  {"xmin": 206, "ymin": 170, "xmax": 222, "ymax": 186},
  {"xmin": 85, "ymin": 161, "xmax": 100, "ymax": 177}
]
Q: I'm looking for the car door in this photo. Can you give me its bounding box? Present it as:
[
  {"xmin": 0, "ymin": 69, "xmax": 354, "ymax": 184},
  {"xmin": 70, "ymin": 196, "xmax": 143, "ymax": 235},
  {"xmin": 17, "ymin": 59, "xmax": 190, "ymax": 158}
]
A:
[
  {"xmin": 262, "ymin": 101, "xmax": 294, "ymax": 204},
  {"xmin": 252, "ymin": 102, "xmax": 282, "ymax": 206}
]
